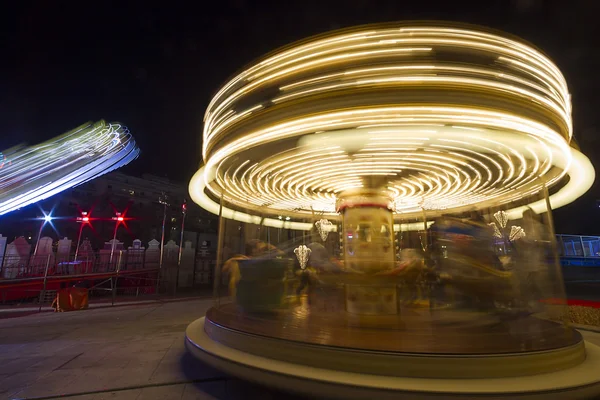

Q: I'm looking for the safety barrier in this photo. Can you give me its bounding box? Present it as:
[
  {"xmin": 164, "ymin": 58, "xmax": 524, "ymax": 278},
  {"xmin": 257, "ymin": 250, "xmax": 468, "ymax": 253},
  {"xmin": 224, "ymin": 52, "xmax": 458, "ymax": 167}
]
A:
[{"xmin": 0, "ymin": 251, "xmax": 216, "ymax": 308}]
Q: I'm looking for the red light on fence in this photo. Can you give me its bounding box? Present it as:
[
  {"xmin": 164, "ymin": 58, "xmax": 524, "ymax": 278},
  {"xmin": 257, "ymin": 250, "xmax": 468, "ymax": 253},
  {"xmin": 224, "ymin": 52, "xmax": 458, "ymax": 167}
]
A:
[{"xmin": 77, "ymin": 211, "xmax": 91, "ymax": 224}]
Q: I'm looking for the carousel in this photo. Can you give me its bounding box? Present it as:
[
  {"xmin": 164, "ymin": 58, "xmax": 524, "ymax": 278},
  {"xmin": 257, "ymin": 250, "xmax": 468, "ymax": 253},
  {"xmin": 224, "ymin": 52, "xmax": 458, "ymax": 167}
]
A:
[{"xmin": 186, "ymin": 22, "xmax": 600, "ymax": 398}]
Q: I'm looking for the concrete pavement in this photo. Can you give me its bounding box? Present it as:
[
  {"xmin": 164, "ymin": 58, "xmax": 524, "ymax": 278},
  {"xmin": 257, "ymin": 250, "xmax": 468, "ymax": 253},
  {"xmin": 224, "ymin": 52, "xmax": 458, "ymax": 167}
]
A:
[
  {"xmin": 1, "ymin": 298, "xmax": 600, "ymax": 399},
  {"xmin": 0, "ymin": 298, "xmax": 304, "ymax": 399}
]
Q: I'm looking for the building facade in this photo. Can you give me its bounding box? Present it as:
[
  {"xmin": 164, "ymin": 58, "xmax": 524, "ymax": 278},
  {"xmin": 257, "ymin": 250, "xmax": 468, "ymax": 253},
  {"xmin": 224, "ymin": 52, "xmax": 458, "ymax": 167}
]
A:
[{"xmin": 0, "ymin": 172, "xmax": 218, "ymax": 255}]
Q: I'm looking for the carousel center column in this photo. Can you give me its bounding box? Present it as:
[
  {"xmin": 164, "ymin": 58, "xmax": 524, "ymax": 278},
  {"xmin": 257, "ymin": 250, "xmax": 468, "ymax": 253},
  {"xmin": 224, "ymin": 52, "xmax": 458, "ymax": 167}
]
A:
[{"xmin": 336, "ymin": 189, "xmax": 396, "ymax": 316}]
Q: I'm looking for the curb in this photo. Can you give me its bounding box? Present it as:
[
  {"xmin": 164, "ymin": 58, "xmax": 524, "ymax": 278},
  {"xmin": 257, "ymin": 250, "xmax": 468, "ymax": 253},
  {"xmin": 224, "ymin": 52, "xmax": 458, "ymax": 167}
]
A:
[{"xmin": 0, "ymin": 295, "xmax": 211, "ymax": 316}]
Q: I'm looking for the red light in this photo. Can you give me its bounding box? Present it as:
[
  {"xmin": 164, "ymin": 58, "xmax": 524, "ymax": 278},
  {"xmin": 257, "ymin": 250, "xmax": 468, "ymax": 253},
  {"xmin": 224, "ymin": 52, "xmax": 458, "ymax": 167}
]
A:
[
  {"xmin": 82, "ymin": 217, "xmax": 89, "ymax": 222},
  {"xmin": 117, "ymin": 217, "xmax": 124, "ymax": 221}
]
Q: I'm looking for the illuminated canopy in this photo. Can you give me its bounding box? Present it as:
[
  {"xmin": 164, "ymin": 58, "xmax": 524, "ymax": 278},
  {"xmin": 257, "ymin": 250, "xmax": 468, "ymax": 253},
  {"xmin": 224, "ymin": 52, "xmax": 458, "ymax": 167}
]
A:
[
  {"xmin": 0, "ymin": 120, "xmax": 139, "ymax": 215},
  {"xmin": 190, "ymin": 23, "xmax": 594, "ymax": 224}
]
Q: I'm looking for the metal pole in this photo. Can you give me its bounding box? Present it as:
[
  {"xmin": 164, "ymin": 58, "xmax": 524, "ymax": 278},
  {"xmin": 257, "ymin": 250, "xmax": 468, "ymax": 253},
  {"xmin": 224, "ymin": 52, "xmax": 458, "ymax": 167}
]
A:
[
  {"xmin": 214, "ymin": 193, "xmax": 225, "ymax": 305},
  {"xmin": 421, "ymin": 208, "xmax": 428, "ymax": 251},
  {"xmin": 0, "ymin": 240, "xmax": 6, "ymax": 276},
  {"xmin": 109, "ymin": 219, "xmax": 119, "ymax": 265},
  {"xmin": 178, "ymin": 209, "xmax": 186, "ymax": 265},
  {"xmin": 192, "ymin": 233, "xmax": 200, "ymax": 286},
  {"xmin": 579, "ymin": 236, "xmax": 586, "ymax": 257},
  {"xmin": 74, "ymin": 223, "xmax": 84, "ymax": 262},
  {"xmin": 176, "ymin": 202, "xmax": 187, "ymax": 292},
  {"xmin": 33, "ymin": 219, "xmax": 45, "ymax": 257},
  {"xmin": 112, "ymin": 251, "xmax": 122, "ymax": 306},
  {"xmin": 38, "ymin": 254, "xmax": 51, "ymax": 312},
  {"xmin": 156, "ymin": 197, "xmax": 168, "ymax": 294}
]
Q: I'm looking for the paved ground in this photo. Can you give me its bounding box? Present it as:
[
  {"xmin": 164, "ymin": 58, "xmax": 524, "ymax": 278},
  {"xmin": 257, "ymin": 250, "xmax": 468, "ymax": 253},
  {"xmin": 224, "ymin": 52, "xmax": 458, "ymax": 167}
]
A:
[
  {"xmin": 0, "ymin": 298, "xmax": 304, "ymax": 400},
  {"xmin": 1, "ymin": 298, "xmax": 600, "ymax": 400}
]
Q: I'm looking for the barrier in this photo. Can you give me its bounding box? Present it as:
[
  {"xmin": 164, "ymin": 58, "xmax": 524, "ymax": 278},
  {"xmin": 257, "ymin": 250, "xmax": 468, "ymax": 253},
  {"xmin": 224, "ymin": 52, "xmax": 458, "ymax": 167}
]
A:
[{"xmin": 0, "ymin": 250, "xmax": 216, "ymax": 308}]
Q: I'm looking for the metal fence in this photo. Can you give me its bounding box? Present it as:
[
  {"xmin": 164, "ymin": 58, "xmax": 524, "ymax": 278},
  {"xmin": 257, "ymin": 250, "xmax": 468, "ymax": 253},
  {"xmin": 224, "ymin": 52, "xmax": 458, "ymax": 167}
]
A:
[
  {"xmin": 558, "ymin": 235, "xmax": 600, "ymax": 258},
  {"xmin": 0, "ymin": 250, "xmax": 216, "ymax": 306}
]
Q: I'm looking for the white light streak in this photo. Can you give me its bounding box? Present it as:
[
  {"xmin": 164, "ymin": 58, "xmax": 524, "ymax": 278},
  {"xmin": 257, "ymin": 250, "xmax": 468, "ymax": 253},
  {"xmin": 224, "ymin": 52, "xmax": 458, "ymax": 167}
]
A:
[
  {"xmin": 190, "ymin": 23, "xmax": 594, "ymax": 228},
  {"xmin": 0, "ymin": 120, "xmax": 140, "ymax": 215}
]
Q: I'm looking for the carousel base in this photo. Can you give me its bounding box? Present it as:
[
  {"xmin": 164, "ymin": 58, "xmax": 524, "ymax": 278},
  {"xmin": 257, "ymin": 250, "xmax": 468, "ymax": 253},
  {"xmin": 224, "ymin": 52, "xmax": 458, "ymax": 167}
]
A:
[{"xmin": 185, "ymin": 317, "xmax": 600, "ymax": 399}]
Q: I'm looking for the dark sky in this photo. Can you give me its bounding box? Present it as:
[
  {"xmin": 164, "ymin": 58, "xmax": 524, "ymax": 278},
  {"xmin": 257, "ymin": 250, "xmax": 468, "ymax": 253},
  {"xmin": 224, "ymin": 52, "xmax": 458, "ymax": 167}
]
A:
[{"xmin": 1, "ymin": 0, "xmax": 599, "ymax": 234}]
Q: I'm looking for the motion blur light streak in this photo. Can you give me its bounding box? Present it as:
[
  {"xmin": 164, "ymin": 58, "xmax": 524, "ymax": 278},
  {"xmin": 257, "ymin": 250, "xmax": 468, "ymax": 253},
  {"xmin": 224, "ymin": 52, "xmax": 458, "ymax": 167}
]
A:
[
  {"xmin": 187, "ymin": 23, "xmax": 600, "ymax": 397},
  {"xmin": 0, "ymin": 120, "xmax": 140, "ymax": 215},
  {"xmin": 190, "ymin": 23, "xmax": 594, "ymax": 226}
]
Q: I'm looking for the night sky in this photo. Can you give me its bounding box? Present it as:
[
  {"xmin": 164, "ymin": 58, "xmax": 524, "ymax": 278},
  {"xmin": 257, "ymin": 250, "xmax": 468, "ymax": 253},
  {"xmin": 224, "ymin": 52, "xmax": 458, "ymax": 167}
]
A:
[{"xmin": 1, "ymin": 0, "xmax": 599, "ymax": 234}]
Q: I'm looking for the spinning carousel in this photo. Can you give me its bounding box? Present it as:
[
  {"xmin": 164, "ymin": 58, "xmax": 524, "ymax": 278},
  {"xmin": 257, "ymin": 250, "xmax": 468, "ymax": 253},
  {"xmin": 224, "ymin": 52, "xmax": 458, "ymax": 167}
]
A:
[{"xmin": 186, "ymin": 22, "xmax": 600, "ymax": 398}]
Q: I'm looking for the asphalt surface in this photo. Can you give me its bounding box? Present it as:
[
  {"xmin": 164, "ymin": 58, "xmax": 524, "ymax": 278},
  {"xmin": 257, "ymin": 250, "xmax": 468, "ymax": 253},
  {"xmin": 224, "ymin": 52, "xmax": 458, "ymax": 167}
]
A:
[
  {"xmin": 1, "ymin": 297, "xmax": 600, "ymax": 399},
  {"xmin": 0, "ymin": 298, "xmax": 306, "ymax": 400}
]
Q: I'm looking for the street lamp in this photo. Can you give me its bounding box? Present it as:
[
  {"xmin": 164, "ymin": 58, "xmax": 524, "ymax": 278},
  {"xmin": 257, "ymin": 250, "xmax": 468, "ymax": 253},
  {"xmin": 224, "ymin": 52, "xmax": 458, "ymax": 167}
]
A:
[
  {"xmin": 33, "ymin": 212, "xmax": 52, "ymax": 256},
  {"xmin": 74, "ymin": 211, "xmax": 90, "ymax": 261},
  {"xmin": 158, "ymin": 193, "xmax": 169, "ymax": 272},
  {"xmin": 110, "ymin": 212, "xmax": 124, "ymax": 264},
  {"xmin": 178, "ymin": 201, "xmax": 187, "ymax": 264},
  {"xmin": 176, "ymin": 200, "xmax": 187, "ymax": 290}
]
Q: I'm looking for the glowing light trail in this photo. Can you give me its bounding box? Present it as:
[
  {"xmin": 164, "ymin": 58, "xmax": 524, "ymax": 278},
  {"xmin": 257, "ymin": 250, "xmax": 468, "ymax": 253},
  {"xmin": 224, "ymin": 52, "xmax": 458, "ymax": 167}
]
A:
[
  {"xmin": 190, "ymin": 23, "xmax": 594, "ymax": 228},
  {"xmin": 0, "ymin": 120, "xmax": 140, "ymax": 215}
]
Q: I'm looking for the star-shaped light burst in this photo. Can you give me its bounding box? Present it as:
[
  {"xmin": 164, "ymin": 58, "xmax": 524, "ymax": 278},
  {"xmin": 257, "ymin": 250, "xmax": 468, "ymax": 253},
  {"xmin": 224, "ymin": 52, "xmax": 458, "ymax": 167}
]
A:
[
  {"xmin": 294, "ymin": 245, "xmax": 311, "ymax": 270},
  {"xmin": 315, "ymin": 219, "xmax": 333, "ymax": 242}
]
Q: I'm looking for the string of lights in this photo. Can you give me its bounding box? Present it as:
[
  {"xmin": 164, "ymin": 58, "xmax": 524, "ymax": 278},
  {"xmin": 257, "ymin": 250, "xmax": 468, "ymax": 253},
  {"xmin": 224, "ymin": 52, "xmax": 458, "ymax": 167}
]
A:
[
  {"xmin": 0, "ymin": 120, "xmax": 140, "ymax": 215},
  {"xmin": 190, "ymin": 23, "xmax": 594, "ymax": 226}
]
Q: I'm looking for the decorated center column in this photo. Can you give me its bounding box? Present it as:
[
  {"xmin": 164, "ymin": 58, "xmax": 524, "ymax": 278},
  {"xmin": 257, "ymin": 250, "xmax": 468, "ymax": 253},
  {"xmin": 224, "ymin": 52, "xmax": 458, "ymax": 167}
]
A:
[{"xmin": 337, "ymin": 189, "xmax": 396, "ymax": 315}]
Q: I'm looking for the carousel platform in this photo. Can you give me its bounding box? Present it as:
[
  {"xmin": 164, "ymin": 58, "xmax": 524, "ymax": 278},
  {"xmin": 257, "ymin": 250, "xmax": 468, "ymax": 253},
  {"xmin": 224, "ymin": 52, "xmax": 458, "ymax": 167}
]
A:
[
  {"xmin": 206, "ymin": 301, "xmax": 581, "ymax": 356},
  {"xmin": 186, "ymin": 313, "xmax": 600, "ymax": 399}
]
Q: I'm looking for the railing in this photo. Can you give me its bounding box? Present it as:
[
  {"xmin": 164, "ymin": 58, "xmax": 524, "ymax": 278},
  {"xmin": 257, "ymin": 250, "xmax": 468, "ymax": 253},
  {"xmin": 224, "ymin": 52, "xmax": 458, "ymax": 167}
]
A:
[
  {"xmin": 0, "ymin": 250, "xmax": 216, "ymax": 306},
  {"xmin": 557, "ymin": 235, "xmax": 600, "ymax": 258}
]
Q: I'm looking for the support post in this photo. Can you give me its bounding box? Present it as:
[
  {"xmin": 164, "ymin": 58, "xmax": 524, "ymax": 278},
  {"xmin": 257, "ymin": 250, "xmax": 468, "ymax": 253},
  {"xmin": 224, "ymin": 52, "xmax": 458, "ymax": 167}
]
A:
[
  {"xmin": 33, "ymin": 219, "xmax": 45, "ymax": 257},
  {"xmin": 214, "ymin": 193, "xmax": 225, "ymax": 306},
  {"xmin": 74, "ymin": 223, "xmax": 84, "ymax": 262},
  {"xmin": 176, "ymin": 201, "xmax": 187, "ymax": 293},
  {"xmin": 38, "ymin": 254, "xmax": 51, "ymax": 312},
  {"xmin": 156, "ymin": 195, "xmax": 168, "ymax": 294},
  {"xmin": 421, "ymin": 208, "xmax": 428, "ymax": 252},
  {"xmin": 109, "ymin": 218, "xmax": 119, "ymax": 266},
  {"xmin": 112, "ymin": 251, "xmax": 123, "ymax": 306}
]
